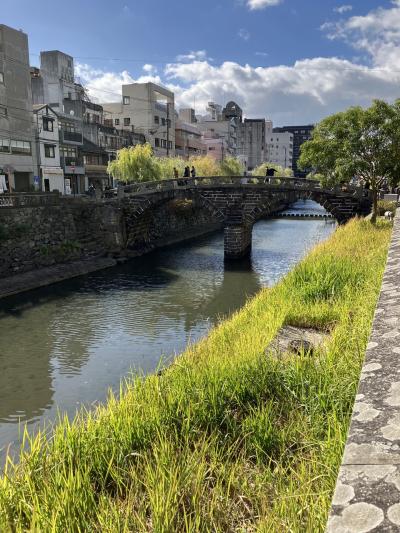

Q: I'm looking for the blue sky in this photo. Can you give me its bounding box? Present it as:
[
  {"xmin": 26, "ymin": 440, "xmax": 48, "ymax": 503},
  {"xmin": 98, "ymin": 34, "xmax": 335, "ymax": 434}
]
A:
[{"xmin": 2, "ymin": 0, "xmax": 400, "ymax": 124}]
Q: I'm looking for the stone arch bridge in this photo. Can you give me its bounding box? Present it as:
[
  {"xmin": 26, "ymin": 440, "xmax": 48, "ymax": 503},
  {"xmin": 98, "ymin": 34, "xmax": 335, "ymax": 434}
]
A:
[{"xmin": 121, "ymin": 176, "xmax": 371, "ymax": 259}]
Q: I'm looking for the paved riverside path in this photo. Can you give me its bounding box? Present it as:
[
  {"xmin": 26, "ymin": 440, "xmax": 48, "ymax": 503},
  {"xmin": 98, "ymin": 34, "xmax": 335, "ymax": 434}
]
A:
[
  {"xmin": 0, "ymin": 257, "xmax": 117, "ymax": 300},
  {"xmin": 327, "ymin": 211, "xmax": 400, "ymax": 532}
]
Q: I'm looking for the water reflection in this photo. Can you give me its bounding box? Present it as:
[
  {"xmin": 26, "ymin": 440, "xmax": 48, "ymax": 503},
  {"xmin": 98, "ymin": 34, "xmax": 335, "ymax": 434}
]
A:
[{"xmin": 0, "ymin": 201, "xmax": 335, "ymax": 460}]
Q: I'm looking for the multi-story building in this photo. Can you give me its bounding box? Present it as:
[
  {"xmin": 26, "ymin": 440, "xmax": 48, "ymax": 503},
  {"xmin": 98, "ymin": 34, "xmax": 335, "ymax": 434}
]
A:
[
  {"xmin": 31, "ymin": 51, "xmax": 86, "ymax": 194},
  {"xmin": 102, "ymin": 82, "xmax": 175, "ymax": 157},
  {"xmin": 178, "ymin": 108, "xmax": 197, "ymax": 124},
  {"xmin": 266, "ymin": 130, "xmax": 293, "ymax": 170},
  {"xmin": 237, "ymin": 119, "xmax": 265, "ymax": 170},
  {"xmin": 0, "ymin": 24, "xmax": 38, "ymax": 192},
  {"xmin": 272, "ymin": 124, "xmax": 314, "ymax": 176},
  {"xmin": 33, "ymin": 104, "xmax": 64, "ymax": 191},
  {"xmin": 202, "ymin": 133, "xmax": 227, "ymax": 163},
  {"xmin": 222, "ymin": 101, "xmax": 243, "ymax": 126},
  {"xmin": 175, "ymin": 119, "xmax": 206, "ymax": 159},
  {"xmin": 83, "ymin": 104, "xmax": 145, "ymax": 188}
]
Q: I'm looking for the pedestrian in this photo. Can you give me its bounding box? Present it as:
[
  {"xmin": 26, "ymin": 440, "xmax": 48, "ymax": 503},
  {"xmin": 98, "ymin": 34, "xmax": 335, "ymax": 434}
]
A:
[
  {"xmin": 173, "ymin": 167, "xmax": 178, "ymax": 179},
  {"xmin": 190, "ymin": 165, "xmax": 196, "ymax": 178},
  {"xmin": 183, "ymin": 166, "xmax": 190, "ymax": 178}
]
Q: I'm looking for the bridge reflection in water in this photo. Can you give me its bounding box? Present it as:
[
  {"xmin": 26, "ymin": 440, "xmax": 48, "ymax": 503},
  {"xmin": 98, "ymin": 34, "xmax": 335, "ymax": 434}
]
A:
[{"xmin": 0, "ymin": 201, "xmax": 335, "ymax": 464}]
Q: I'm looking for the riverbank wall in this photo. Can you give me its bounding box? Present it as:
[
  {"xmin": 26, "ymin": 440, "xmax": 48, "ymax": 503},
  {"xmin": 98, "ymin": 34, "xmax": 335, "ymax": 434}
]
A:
[
  {"xmin": 0, "ymin": 198, "xmax": 222, "ymax": 298},
  {"xmin": 327, "ymin": 210, "xmax": 400, "ymax": 532},
  {"xmin": 0, "ymin": 218, "xmax": 391, "ymax": 531}
]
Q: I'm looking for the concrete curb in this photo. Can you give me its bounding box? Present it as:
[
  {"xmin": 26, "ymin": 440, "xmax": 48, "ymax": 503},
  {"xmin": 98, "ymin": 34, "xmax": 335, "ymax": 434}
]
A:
[{"xmin": 327, "ymin": 211, "xmax": 400, "ymax": 532}]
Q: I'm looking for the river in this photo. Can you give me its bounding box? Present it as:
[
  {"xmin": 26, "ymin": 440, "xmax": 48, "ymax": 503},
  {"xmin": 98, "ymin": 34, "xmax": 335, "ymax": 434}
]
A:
[{"xmin": 0, "ymin": 200, "xmax": 335, "ymax": 461}]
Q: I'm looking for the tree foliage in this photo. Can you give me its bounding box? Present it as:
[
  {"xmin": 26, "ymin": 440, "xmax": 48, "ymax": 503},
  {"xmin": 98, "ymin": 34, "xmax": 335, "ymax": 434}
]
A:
[
  {"xmin": 299, "ymin": 99, "xmax": 400, "ymax": 222},
  {"xmin": 107, "ymin": 144, "xmax": 161, "ymax": 183},
  {"xmin": 219, "ymin": 156, "xmax": 244, "ymax": 176},
  {"xmin": 252, "ymin": 162, "xmax": 293, "ymax": 177}
]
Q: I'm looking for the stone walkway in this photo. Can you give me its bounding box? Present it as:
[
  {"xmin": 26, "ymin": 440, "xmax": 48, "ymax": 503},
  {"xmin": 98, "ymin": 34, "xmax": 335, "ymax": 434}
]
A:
[
  {"xmin": 327, "ymin": 211, "xmax": 400, "ymax": 532},
  {"xmin": 0, "ymin": 257, "xmax": 117, "ymax": 300}
]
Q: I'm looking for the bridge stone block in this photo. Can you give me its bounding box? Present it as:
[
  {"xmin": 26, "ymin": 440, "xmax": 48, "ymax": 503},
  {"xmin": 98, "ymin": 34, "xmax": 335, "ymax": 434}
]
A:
[{"xmin": 224, "ymin": 224, "xmax": 252, "ymax": 260}]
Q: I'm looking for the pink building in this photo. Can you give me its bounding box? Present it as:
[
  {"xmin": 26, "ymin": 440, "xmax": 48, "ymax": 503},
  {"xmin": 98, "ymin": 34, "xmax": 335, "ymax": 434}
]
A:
[{"xmin": 202, "ymin": 133, "xmax": 227, "ymax": 163}]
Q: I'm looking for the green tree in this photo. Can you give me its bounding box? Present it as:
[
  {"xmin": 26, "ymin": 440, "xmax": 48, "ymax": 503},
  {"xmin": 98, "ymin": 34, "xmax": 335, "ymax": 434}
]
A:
[
  {"xmin": 219, "ymin": 156, "xmax": 244, "ymax": 176},
  {"xmin": 252, "ymin": 162, "xmax": 293, "ymax": 177},
  {"xmin": 158, "ymin": 156, "xmax": 186, "ymax": 179},
  {"xmin": 299, "ymin": 99, "xmax": 400, "ymax": 222},
  {"xmin": 107, "ymin": 143, "xmax": 161, "ymax": 183}
]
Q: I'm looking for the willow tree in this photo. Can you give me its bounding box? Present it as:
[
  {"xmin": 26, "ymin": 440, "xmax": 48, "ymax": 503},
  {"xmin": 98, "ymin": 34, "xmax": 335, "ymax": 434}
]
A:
[
  {"xmin": 299, "ymin": 99, "xmax": 400, "ymax": 223},
  {"xmin": 108, "ymin": 143, "xmax": 161, "ymax": 183},
  {"xmin": 219, "ymin": 156, "xmax": 244, "ymax": 176},
  {"xmin": 252, "ymin": 162, "xmax": 293, "ymax": 177}
]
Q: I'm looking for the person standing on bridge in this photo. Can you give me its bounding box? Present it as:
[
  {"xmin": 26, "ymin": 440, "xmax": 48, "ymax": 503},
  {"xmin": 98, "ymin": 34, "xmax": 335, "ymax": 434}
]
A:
[
  {"xmin": 191, "ymin": 166, "xmax": 196, "ymax": 178},
  {"xmin": 173, "ymin": 167, "xmax": 179, "ymax": 179},
  {"xmin": 183, "ymin": 166, "xmax": 190, "ymax": 178}
]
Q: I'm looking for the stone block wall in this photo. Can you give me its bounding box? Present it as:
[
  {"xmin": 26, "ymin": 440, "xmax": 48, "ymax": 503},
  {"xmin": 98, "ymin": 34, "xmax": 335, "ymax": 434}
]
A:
[{"xmin": 224, "ymin": 225, "xmax": 252, "ymax": 259}]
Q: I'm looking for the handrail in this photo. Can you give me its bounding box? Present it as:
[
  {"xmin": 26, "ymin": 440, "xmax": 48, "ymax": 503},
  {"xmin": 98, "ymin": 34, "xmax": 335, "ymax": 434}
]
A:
[{"xmin": 0, "ymin": 192, "xmax": 61, "ymax": 208}]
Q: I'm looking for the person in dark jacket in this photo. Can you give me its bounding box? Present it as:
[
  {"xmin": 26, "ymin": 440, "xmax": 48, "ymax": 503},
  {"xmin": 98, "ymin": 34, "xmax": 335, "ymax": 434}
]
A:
[
  {"xmin": 183, "ymin": 166, "xmax": 190, "ymax": 178},
  {"xmin": 190, "ymin": 166, "xmax": 196, "ymax": 178}
]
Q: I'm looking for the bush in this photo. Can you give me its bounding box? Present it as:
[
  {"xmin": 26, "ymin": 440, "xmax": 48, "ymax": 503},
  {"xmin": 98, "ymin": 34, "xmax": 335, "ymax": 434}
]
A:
[{"xmin": 377, "ymin": 200, "xmax": 397, "ymax": 216}]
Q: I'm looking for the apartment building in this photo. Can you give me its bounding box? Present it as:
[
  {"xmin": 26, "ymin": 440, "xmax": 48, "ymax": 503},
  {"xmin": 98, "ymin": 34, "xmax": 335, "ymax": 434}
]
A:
[
  {"xmin": 175, "ymin": 119, "xmax": 206, "ymax": 159},
  {"xmin": 31, "ymin": 51, "xmax": 86, "ymax": 193},
  {"xmin": 0, "ymin": 25, "xmax": 38, "ymax": 192},
  {"xmin": 33, "ymin": 104, "xmax": 64, "ymax": 191},
  {"xmin": 266, "ymin": 131, "xmax": 293, "ymax": 170},
  {"xmin": 102, "ymin": 82, "xmax": 175, "ymax": 157},
  {"xmin": 273, "ymin": 124, "xmax": 314, "ymax": 176},
  {"xmin": 237, "ymin": 119, "xmax": 265, "ymax": 170}
]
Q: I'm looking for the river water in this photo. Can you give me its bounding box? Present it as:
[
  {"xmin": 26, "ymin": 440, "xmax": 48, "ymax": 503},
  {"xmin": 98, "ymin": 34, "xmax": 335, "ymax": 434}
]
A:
[{"xmin": 0, "ymin": 200, "xmax": 335, "ymax": 461}]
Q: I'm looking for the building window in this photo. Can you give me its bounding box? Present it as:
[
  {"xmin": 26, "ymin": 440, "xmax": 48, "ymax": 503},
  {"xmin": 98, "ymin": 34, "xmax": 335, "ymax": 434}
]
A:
[
  {"xmin": 0, "ymin": 72, "xmax": 4, "ymax": 84},
  {"xmin": 155, "ymin": 138, "xmax": 160, "ymax": 147},
  {"xmin": 115, "ymin": 118, "xmax": 120, "ymax": 126},
  {"xmin": 0, "ymin": 105, "xmax": 7, "ymax": 116},
  {"xmin": 0, "ymin": 139, "xmax": 10, "ymax": 152},
  {"xmin": 44, "ymin": 144, "xmax": 55, "ymax": 158},
  {"xmin": 162, "ymin": 117, "xmax": 166, "ymax": 126},
  {"xmin": 123, "ymin": 96, "xmax": 130, "ymax": 105},
  {"xmin": 43, "ymin": 117, "xmax": 54, "ymax": 132},
  {"xmin": 124, "ymin": 117, "xmax": 130, "ymax": 126},
  {"xmin": 154, "ymin": 115, "xmax": 159, "ymax": 124},
  {"xmin": 11, "ymin": 140, "xmax": 31, "ymax": 154}
]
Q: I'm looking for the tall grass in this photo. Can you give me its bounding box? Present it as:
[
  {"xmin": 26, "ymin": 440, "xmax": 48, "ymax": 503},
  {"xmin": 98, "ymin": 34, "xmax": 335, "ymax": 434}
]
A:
[{"xmin": 0, "ymin": 219, "xmax": 391, "ymax": 532}]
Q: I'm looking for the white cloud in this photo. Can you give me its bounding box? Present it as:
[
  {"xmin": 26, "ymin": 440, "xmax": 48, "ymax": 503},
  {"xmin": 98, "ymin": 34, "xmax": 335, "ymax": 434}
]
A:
[
  {"xmin": 334, "ymin": 5, "xmax": 352, "ymax": 14},
  {"xmin": 321, "ymin": 1, "xmax": 400, "ymax": 71},
  {"xmin": 238, "ymin": 28, "xmax": 250, "ymax": 41},
  {"xmin": 76, "ymin": 2, "xmax": 400, "ymax": 125},
  {"xmin": 246, "ymin": 0, "xmax": 282, "ymax": 9},
  {"xmin": 175, "ymin": 50, "xmax": 209, "ymax": 62},
  {"xmin": 74, "ymin": 63, "xmax": 161, "ymax": 102},
  {"xmin": 255, "ymin": 51, "xmax": 269, "ymax": 57},
  {"xmin": 143, "ymin": 64, "xmax": 158, "ymax": 74},
  {"xmin": 164, "ymin": 56, "xmax": 400, "ymax": 125}
]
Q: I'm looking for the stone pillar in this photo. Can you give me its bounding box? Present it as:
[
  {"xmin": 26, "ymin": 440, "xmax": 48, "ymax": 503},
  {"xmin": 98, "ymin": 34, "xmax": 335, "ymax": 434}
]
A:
[{"xmin": 224, "ymin": 224, "xmax": 252, "ymax": 260}]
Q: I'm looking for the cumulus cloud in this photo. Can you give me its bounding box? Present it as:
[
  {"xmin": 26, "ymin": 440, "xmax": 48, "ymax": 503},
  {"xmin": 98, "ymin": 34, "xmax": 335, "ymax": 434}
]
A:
[
  {"xmin": 238, "ymin": 28, "xmax": 251, "ymax": 41},
  {"xmin": 334, "ymin": 5, "xmax": 352, "ymax": 14},
  {"xmin": 164, "ymin": 56, "xmax": 400, "ymax": 125},
  {"xmin": 246, "ymin": 0, "xmax": 282, "ymax": 9},
  {"xmin": 143, "ymin": 64, "xmax": 158, "ymax": 74},
  {"xmin": 75, "ymin": 63, "xmax": 161, "ymax": 102},
  {"xmin": 76, "ymin": 2, "xmax": 400, "ymax": 125},
  {"xmin": 322, "ymin": 0, "xmax": 400, "ymax": 69}
]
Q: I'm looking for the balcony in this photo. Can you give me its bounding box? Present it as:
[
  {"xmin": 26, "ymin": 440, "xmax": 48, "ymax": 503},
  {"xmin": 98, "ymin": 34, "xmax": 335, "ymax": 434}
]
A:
[
  {"xmin": 60, "ymin": 156, "xmax": 85, "ymax": 175},
  {"xmin": 59, "ymin": 129, "xmax": 83, "ymax": 145}
]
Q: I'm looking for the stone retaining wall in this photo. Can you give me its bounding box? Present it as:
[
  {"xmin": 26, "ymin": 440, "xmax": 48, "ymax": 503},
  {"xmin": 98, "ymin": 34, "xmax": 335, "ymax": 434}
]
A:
[{"xmin": 327, "ymin": 210, "xmax": 400, "ymax": 532}]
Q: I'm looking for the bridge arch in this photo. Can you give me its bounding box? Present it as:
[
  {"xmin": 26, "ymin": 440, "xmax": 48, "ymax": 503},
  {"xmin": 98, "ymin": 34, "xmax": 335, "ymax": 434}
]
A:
[{"xmin": 121, "ymin": 177, "xmax": 371, "ymax": 259}]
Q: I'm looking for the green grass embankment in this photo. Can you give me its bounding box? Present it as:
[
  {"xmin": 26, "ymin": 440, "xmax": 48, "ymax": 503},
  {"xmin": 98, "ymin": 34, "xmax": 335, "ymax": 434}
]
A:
[{"xmin": 0, "ymin": 219, "xmax": 392, "ymax": 532}]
